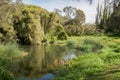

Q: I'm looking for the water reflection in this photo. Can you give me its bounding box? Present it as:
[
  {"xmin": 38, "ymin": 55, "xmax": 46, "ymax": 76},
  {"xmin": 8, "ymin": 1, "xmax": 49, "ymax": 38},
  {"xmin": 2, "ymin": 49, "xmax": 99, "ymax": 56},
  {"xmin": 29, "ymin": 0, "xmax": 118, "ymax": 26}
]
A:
[
  {"xmin": 16, "ymin": 44, "xmax": 80, "ymax": 80},
  {"xmin": 17, "ymin": 73, "xmax": 54, "ymax": 80}
]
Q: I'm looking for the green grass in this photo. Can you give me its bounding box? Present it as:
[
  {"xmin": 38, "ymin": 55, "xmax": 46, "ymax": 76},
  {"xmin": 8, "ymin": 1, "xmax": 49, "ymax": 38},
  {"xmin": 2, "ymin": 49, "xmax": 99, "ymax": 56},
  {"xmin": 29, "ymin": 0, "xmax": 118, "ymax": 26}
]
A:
[
  {"xmin": 0, "ymin": 42, "xmax": 23, "ymax": 59},
  {"xmin": 53, "ymin": 36, "xmax": 120, "ymax": 80},
  {"xmin": 0, "ymin": 36, "xmax": 119, "ymax": 80},
  {"xmin": 76, "ymin": 39, "xmax": 103, "ymax": 52},
  {"xmin": 66, "ymin": 40, "xmax": 76, "ymax": 48},
  {"xmin": 0, "ymin": 42, "xmax": 25, "ymax": 80}
]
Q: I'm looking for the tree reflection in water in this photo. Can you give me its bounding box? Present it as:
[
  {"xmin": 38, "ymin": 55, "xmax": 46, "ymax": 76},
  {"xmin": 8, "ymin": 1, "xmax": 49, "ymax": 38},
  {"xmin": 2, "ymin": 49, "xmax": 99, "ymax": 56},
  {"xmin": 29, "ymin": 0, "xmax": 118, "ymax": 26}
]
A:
[{"xmin": 16, "ymin": 45, "xmax": 80, "ymax": 79}]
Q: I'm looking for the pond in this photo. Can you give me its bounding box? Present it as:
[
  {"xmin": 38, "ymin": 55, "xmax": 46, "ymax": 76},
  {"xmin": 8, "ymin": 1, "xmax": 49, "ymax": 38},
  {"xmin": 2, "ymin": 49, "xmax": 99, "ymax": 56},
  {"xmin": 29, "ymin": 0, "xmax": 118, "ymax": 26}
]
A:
[{"xmin": 16, "ymin": 44, "xmax": 81, "ymax": 80}]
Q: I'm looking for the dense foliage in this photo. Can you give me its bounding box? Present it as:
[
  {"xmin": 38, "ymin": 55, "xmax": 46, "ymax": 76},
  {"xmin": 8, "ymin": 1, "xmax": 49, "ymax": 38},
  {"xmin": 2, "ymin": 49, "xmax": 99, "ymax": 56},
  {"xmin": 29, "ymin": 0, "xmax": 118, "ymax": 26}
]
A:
[
  {"xmin": 0, "ymin": 0, "xmax": 17, "ymax": 42},
  {"xmin": 0, "ymin": 0, "xmax": 120, "ymax": 44},
  {"xmin": 96, "ymin": 0, "xmax": 120, "ymax": 34},
  {"xmin": 13, "ymin": 5, "xmax": 48, "ymax": 44},
  {"xmin": 0, "ymin": 1, "xmax": 86, "ymax": 44}
]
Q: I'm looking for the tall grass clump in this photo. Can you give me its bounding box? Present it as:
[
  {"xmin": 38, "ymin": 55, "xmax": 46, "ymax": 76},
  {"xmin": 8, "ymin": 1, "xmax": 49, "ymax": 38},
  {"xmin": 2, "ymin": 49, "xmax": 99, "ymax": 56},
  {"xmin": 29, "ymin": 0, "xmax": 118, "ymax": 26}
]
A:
[
  {"xmin": 0, "ymin": 42, "xmax": 24, "ymax": 80},
  {"xmin": 0, "ymin": 68, "xmax": 14, "ymax": 80},
  {"xmin": 77, "ymin": 39, "xmax": 103, "ymax": 52},
  {"xmin": 66, "ymin": 40, "xmax": 76, "ymax": 48},
  {"xmin": 3, "ymin": 42, "xmax": 23, "ymax": 59}
]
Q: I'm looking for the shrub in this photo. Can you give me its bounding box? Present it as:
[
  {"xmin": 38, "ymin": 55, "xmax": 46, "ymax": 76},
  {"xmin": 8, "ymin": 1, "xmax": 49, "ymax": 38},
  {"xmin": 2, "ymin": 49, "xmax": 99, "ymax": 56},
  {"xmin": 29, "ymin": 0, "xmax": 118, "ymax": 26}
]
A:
[
  {"xmin": 83, "ymin": 24, "xmax": 96, "ymax": 35},
  {"xmin": 57, "ymin": 32, "xmax": 68, "ymax": 40},
  {"xmin": 65, "ymin": 24, "xmax": 84, "ymax": 36}
]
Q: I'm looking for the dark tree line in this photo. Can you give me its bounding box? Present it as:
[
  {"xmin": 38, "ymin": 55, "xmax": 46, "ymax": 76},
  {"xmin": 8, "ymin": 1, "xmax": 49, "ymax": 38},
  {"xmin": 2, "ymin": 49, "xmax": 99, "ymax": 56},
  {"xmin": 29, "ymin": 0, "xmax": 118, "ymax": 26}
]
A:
[{"xmin": 96, "ymin": 0, "xmax": 120, "ymax": 34}]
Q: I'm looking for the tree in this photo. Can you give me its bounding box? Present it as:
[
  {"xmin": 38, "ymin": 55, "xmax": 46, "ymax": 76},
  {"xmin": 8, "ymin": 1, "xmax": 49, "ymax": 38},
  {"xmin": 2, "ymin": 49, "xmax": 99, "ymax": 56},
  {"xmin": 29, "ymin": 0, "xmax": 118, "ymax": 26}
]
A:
[
  {"xmin": 96, "ymin": 0, "xmax": 120, "ymax": 34},
  {"xmin": 110, "ymin": 2, "xmax": 120, "ymax": 33},
  {"xmin": 63, "ymin": 6, "xmax": 85, "ymax": 25},
  {"xmin": 63, "ymin": 7, "xmax": 85, "ymax": 36},
  {"xmin": 74, "ymin": 9, "xmax": 85, "ymax": 24},
  {"xmin": 0, "ymin": 0, "xmax": 12, "ymax": 4},
  {"xmin": 96, "ymin": 0, "xmax": 111, "ymax": 30},
  {"xmin": 63, "ymin": 6, "xmax": 77, "ymax": 19},
  {"xmin": 13, "ymin": 5, "xmax": 47, "ymax": 44},
  {"xmin": 0, "ymin": 0, "xmax": 17, "ymax": 42}
]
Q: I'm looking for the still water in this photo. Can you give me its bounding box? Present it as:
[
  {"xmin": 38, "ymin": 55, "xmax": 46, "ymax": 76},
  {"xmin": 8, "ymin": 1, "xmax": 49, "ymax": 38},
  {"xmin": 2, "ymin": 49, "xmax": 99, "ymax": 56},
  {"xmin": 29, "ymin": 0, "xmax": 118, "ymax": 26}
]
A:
[{"xmin": 16, "ymin": 44, "xmax": 81, "ymax": 80}]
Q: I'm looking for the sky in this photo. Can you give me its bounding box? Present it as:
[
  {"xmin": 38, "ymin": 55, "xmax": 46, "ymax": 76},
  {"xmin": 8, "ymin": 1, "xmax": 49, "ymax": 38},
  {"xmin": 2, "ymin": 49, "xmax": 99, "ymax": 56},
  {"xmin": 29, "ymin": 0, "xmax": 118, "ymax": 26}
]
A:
[{"xmin": 23, "ymin": 0, "xmax": 104, "ymax": 23}]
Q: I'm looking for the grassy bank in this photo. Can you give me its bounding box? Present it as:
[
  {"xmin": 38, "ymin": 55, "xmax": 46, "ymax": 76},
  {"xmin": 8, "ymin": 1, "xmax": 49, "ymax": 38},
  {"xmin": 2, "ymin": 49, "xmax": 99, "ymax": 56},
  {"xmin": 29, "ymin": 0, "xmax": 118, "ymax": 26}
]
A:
[
  {"xmin": 53, "ymin": 36, "xmax": 120, "ymax": 80},
  {"xmin": 0, "ymin": 42, "xmax": 26, "ymax": 80},
  {"xmin": 0, "ymin": 36, "xmax": 119, "ymax": 80}
]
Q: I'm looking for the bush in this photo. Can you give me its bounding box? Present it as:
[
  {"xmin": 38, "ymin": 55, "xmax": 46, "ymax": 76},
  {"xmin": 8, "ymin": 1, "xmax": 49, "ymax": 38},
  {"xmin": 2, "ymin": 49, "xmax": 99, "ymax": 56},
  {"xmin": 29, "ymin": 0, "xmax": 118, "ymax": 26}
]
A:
[
  {"xmin": 65, "ymin": 24, "xmax": 84, "ymax": 36},
  {"xmin": 57, "ymin": 32, "xmax": 68, "ymax": 40},
  {"xmin": 83, "ymin": 24, "xmax": 96, "ymax": 35}
]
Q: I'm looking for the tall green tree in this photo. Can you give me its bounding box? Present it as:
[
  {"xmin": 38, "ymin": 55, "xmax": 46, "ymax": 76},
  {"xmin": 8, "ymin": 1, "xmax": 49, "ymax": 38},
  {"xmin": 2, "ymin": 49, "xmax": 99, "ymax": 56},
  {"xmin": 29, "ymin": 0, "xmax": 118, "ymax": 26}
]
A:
[
  {"xmin": 74, "ymin": 9, "xmax": 85, "ymax": 24},
  {"xmin": 96, "ymin": 0, "xmax": 120, "ymax": 34},
  {"xmin": 0, "ymin": 0, "xmax": 16, "ymax": 42},
  {"xmin": 63, "ymin": 6, "xmax": 77, "ymax": 19},
  {"xmin": 110, "ymin": 2, "xmax": 120, "ymax": 33},
  {"xmin": 13, "ymin": 5, "xmax": 48, "ymax": 44},
  {"xmin": 63, "ymin": 7, "xmax": 85, "ymax": 36}
]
